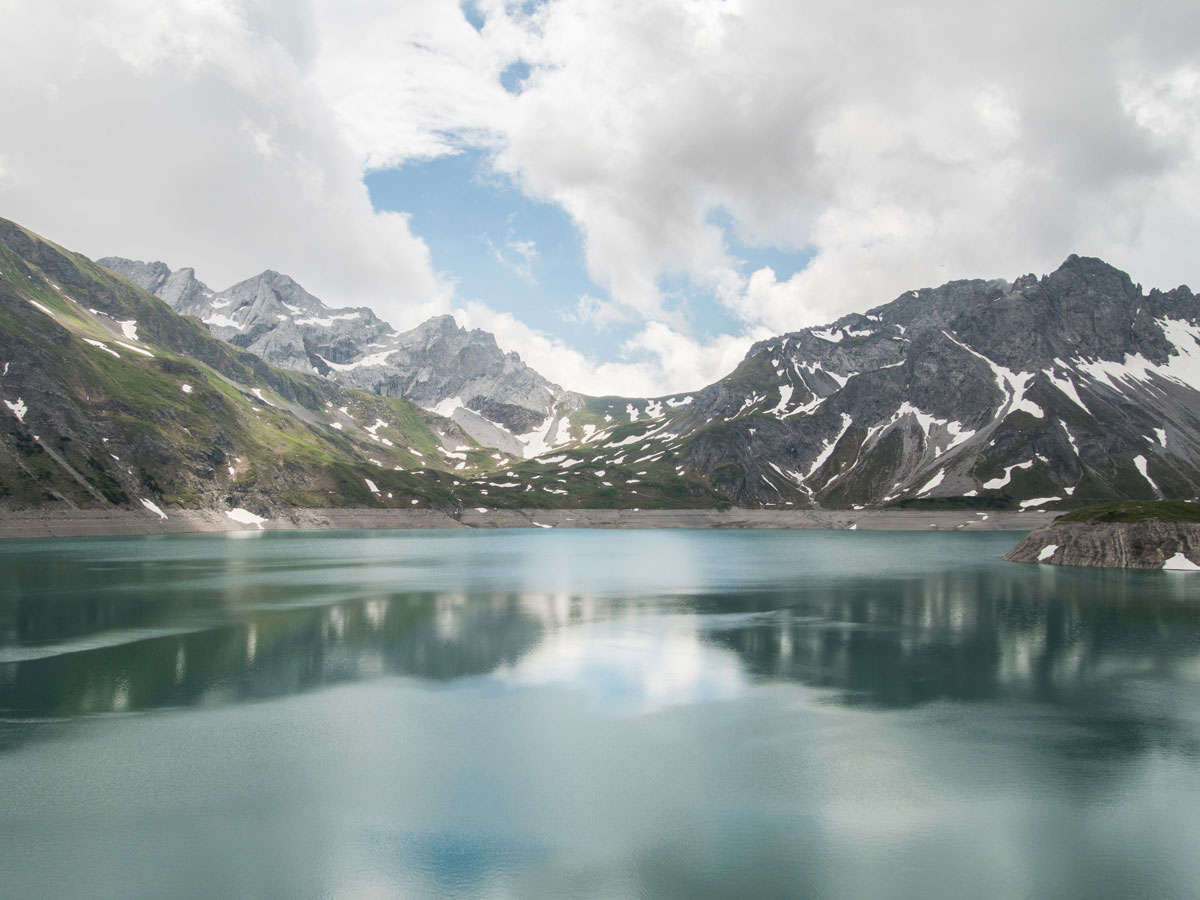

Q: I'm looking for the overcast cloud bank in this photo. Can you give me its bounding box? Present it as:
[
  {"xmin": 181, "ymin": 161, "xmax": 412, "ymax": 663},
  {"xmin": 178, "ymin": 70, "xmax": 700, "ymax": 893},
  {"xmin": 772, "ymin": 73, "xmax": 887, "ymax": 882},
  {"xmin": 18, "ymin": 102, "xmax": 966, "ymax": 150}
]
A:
[{"xmin": 2, "ymin": 0, "xmax": 1197, "ymax": 395}]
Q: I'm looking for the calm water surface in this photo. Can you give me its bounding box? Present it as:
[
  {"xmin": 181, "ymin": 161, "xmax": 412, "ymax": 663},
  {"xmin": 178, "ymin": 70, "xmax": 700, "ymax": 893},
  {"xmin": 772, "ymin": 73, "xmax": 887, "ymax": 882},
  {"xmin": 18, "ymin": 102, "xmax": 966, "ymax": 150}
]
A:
[{"xmin": 1, "ymin": 529, "xmax": 1198, "ymax": 899}]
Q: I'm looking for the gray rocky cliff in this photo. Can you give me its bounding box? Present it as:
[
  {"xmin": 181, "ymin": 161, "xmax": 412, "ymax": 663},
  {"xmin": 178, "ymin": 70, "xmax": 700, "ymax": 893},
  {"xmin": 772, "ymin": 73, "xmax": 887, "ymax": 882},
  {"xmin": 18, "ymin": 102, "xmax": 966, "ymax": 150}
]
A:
[
  {"xmin": 555, "ymin": 255, "xmax": 1200, "ymax": 511},
  {"xmin": 98, "ymin": 250, "xmax": 1200, "ymax": 511},
  {"xmin": 98, "ymin": 259, "xmax": 578, "ymax": 454},
  {"xmin": 1005, "ymin": 521, "xmax": 1200, "ymax": 569},
  {"xmin": 638, "ymin": 256, "xmax": 1200, "ymax": 509}
]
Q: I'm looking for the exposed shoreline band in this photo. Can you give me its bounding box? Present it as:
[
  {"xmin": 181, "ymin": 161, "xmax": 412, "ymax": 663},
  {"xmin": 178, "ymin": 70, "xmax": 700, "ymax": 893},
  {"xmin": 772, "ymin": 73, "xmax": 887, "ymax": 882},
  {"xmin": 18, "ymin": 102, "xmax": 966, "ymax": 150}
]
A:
[{"xmin": 0, "ymin": 507, "xmax": 1057, "ymax": 540}]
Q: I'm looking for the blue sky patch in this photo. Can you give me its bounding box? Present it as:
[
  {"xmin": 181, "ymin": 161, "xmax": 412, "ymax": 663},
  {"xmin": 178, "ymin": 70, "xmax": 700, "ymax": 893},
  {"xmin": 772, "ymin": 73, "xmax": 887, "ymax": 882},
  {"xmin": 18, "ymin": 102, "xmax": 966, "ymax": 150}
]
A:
[
  {"xmin": 499, "ymin": 61, "xmax": 532, "ymax": 95},
  {"xmin": 366, "ymin": 153, "xmax": 818, "ymax": 359},
  {"xmin": 707, "ymin": 206, "xmax": 817, "ymax": 283},
  {"xmin": 459, "ymin": 1, "xmax": 485, "ymax": 32},
  {"xmin": 366, "ymin": 150, "xmax": 637, "ymax": 355}
]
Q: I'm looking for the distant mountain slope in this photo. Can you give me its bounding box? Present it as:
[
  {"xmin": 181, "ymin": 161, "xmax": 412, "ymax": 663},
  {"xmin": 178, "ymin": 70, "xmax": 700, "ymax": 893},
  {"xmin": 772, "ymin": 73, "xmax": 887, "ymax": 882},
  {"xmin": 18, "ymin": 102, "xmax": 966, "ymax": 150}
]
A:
[
  {"xmin": 19, "ymin": 227, "xmax": 1198, "ymax": 516},
  {"xmin": 100, "ymin": 257, "xmax": 580, "ymax": 456},
  {"xmin": 539, "ymin": 256, "xmax": 1200, "ymax": 512},
  {"xmin": 0, "ymin": 219, "xmax": 526, "ymax": 518},
  {"xmin": 1, "ymin": 219, "xmax": 722, "ymax": 518}
]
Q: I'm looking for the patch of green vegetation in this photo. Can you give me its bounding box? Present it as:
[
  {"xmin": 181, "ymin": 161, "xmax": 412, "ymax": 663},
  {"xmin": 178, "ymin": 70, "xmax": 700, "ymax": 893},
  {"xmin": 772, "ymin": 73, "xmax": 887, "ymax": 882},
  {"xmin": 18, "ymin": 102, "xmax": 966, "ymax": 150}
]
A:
[
  {"xmin": 1002, "ymin": 464, "xmax": 1060, "ymax": 504},
  {"xmin": 566, "ymin": 397, "xmax": 644, "ymax": 440},
  {"xmin": 721, "ymin": 353, "xmax": 776, "ymax": 393},
  {"xmin": 1055, "ymin": 500, "xmax": 1200, "ymax": 525}
]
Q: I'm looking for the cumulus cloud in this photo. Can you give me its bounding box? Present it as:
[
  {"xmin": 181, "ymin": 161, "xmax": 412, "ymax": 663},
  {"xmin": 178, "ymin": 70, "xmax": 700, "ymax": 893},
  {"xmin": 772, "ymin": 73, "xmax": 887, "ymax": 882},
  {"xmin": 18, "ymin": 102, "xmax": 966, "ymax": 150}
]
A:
[
  {"xmin": 455, "ymin": 300, "xmax": 761, "ymax": 396},
  {"xmin": 482, "ymin": 0, "xmax": 1200, "ymax": 334},
  {"xmin": 0, "ymin": 0, "xmax": 449, "ymax": 328},
  {"xmin": 3, "ymin": 0, "xmax": 1200, "ymax": 397},
  {"xmin": 487, "ymin": 236, "xmax": 539, "ymax": 285}
]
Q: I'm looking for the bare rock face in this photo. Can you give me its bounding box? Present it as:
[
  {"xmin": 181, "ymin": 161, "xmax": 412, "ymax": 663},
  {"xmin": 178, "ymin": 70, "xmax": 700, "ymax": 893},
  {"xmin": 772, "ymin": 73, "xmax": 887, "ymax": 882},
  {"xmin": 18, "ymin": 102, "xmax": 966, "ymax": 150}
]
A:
[
  {"xmin": 101, "ymin": 251, "xmax": 1200, "ymax": 511},
  {"xmin": 98, "ymin": 259, "xmax": 577, "ymax": 450},
  {"xmin": 645, "ymin": 255, "xmax": 1200, "ymax": 509},
  {"xmin": 1005, "ymin": 521, "xmax": 1200, "ymax": 569}
]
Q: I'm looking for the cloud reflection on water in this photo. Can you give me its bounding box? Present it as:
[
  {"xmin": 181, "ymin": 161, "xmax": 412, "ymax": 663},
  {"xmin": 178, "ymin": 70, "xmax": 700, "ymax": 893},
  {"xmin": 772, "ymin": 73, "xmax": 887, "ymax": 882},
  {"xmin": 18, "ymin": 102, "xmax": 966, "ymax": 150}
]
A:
[{"xmin": 495, "ymin": 615, "xmax": 746, "ymax": 715}]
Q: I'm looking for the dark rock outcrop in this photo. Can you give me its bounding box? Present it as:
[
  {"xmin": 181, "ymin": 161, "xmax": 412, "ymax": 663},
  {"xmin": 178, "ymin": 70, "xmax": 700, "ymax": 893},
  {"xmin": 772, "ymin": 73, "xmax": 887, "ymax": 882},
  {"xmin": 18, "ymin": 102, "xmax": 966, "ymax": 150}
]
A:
[{"xmin": 1005, "ymin": 520, "xmax": 1200, "ymax": 569}]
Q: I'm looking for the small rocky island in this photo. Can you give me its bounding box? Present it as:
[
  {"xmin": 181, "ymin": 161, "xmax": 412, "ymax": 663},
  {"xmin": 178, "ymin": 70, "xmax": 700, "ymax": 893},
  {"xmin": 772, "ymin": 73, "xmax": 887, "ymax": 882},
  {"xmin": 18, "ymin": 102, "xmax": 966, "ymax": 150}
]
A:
[{"xmin": 1005, "ymin": 501, "xmax": 1200, "ymax": 570}]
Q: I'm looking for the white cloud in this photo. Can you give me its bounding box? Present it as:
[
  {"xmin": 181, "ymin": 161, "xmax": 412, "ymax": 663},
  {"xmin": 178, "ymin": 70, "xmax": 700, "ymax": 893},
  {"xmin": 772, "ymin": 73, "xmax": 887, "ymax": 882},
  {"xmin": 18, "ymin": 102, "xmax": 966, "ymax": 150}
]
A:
[
  {"xmin": 483, "ymin": 0, "xmax": 1200, "ymax": 331},
  {"xmin": 487, "ymin": 236, "xmax": 539, "ymax": 285},
  {"xmin": 0, "ymin": 0, "xmax": 449, "ymax": 330},
  {"xmin": 562, "ymin": 294, "xmax": 632, "ymax": 331},
  {"xmin": 3, "ymin": 0, "xmax": 1200, "ymax": 398},
  {"xmin": 454, "ymin": 300, "xmax": 760, "ymax": 397},
  {"xmin": 310, "ymin": 0, "xmax": 515, "ymax": 167}
]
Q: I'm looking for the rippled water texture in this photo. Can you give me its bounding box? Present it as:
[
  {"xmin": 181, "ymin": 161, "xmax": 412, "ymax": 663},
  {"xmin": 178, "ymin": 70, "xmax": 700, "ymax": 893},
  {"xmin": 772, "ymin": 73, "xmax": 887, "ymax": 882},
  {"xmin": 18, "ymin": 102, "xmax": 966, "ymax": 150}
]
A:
[{"xmin": 1, "ymin": 529, "xmax": 1199, "ymax": 899}]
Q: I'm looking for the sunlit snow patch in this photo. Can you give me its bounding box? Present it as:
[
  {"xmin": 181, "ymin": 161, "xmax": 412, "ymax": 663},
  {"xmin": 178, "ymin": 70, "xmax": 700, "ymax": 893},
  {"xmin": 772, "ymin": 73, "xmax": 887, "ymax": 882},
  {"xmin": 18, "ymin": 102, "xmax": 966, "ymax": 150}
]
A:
[
  {"xmin": 1044, "ymin": 363, "xmax": 1090, "ymax": 414},
  {"xmin": 295, "ymin": 312, "xmax": 360, "ymax": 327},
  {"xmin": 982, "ymin": 459, "xmax": 1035, "ymax": 490},
  {"xmin": 1132, "ymin": 455, "xmax": 1159, "ymax": 493},
  {"xmin": 84, "ymin": 339, "xmax": 120, "ymax": 358},
  {"xmin": 140, "ymin": 498, "xmax": 168, "ymax": 520},
  {"xmin": 430, "ymin": 396, "xmax": 465, "ymax": 418},
  {"xmin": 1071, "ymin": 319, "xmax": 1200, "ymax": 393},
  {"xmin": 203, "ymin": 314, "xmax": 243, "ymax": 330},
  {"xmin": 1019, "ymin": 496, "xmax": 1061, "ymax": 508},
  {"xmin": 4, "ymin": 397, "xmax": 27, "ymax": 423},
  {"xmin": 1037, "ymin": 544, "xmax": 1058, "ymax": 561},
  {"xmin": 1163, "ymin": 552, "xmax": 1200, "ymax": 572},
  {"xmin": 917, "ymin": 469, "xmax": 945, "ymax": 494},
  {"xmin": 115, "ymin": 341, "xmax": 154, "ymax": 357},
  {"xmin": 226, "ymin": 508, "xmax": 267, "ymax": 529},
  {"xmin": 770, "ymin": 384, "xmax": 794, "ymax": 416}
]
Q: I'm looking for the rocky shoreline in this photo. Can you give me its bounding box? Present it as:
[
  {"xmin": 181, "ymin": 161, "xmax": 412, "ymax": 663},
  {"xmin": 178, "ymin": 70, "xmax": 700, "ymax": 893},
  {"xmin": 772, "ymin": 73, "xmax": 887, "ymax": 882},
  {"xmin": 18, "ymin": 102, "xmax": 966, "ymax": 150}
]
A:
[
  {"xmin": 0, "ymin": 506, "xmax": 1057, "ymax": 540},
  {"xmin": 1005, "ymin": 520, "xmax": 1200, "ymax": 570}
]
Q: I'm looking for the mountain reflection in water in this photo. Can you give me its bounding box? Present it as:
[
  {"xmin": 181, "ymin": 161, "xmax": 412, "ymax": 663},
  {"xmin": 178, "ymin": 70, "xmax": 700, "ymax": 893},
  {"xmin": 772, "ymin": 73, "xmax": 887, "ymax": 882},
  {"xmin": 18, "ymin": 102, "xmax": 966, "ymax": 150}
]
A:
[
  {"xmin": 2, "ymin": 530, "xmax": 1198, "ymax": 729},
  {"xmin": 1, "ymin": 529, "xmax": 1199, "ymax": 900}
]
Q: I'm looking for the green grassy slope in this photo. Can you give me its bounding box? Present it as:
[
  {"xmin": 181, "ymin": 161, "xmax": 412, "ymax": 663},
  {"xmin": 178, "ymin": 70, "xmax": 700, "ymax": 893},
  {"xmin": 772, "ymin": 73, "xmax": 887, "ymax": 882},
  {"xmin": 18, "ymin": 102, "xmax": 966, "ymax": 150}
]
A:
[
  {"xmin": 0, "ymin": 217, "xmax": 732, "ymax": 515},
  {"xmin": 0, "ymin": 219, "xmax": 492, "ymax": 515}
]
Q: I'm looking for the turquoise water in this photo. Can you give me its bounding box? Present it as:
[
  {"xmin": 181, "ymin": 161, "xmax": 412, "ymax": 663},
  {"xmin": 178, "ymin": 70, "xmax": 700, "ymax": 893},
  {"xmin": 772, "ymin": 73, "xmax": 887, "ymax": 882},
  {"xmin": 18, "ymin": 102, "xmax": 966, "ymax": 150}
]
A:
[{"xmin": 1, "ymin": 529, "xmax": 1198, "ymax": 899}]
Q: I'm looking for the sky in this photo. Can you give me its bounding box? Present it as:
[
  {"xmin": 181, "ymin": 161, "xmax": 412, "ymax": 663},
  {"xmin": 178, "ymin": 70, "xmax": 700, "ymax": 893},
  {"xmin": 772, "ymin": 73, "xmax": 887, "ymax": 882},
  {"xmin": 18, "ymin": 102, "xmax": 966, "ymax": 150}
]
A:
[{"xmin": 1, "ymin": 0, "xmax": 1198, "ymax": 396}]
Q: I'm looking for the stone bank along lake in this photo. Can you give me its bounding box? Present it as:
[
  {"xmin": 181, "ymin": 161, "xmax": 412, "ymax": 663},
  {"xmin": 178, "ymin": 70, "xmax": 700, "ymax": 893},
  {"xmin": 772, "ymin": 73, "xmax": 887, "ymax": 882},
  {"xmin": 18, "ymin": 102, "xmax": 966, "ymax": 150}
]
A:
[{"xmin": 1, "ymin": 528, "xmax": 1198, "ymax": 900}]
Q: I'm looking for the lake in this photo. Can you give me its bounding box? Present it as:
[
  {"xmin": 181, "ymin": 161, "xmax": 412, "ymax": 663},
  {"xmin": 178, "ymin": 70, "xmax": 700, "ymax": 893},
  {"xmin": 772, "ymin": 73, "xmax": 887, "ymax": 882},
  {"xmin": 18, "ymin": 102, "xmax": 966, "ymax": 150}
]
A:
[{"xmin": 1, "ymin": 528, "xmax": 1198, "ymax": 899}]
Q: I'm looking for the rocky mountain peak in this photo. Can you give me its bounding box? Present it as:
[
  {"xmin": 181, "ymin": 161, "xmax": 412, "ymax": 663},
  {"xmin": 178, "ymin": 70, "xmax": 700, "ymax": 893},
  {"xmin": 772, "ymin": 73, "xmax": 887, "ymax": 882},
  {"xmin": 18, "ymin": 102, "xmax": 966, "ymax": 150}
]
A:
[
  {"xmin": 1011, "ymin": 273, "xmax": 1038, "ymax": 292},
  {"xmin": 1041, "ymin": 254, "xmax": 1140, "ymax": 301},
  {"xmin": 99, "ymin": 257, "xmax": 575, "ymax": 453},
  {"xmin": 403, "ymin": 314, "xmax": 463, "ymax": 344},
  {"xmin": 96, "ymin": 257, "xmax": 172, "ymax": 294}
]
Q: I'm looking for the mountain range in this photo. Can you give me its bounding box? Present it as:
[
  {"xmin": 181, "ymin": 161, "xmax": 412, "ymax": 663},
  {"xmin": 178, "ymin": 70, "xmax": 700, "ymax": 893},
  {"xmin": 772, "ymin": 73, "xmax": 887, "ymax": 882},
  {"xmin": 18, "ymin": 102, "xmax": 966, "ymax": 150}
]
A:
[
  {"xmin": 2, "ymin": 214, "xmax": 1197, "ymax": 522},
  {"xmin": 98, "ymin": 257, "xmax": 578, "ymax": 458}
]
